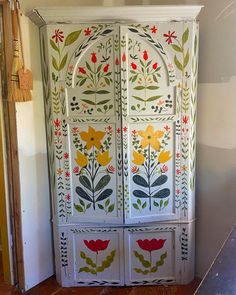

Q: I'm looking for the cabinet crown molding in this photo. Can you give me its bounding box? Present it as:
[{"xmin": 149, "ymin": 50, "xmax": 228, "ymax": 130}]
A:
[{"xmin": 27, "ymin": 5, "xmax": 203, "ymax": 27}]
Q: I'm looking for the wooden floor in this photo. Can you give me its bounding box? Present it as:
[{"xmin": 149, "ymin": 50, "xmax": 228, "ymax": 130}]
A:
[{"xmin": 0, "ymin": 276, "xmax": 201, "ymax": 295}]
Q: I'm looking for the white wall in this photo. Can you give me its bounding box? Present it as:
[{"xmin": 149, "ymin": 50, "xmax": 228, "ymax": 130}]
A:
[
  {"xmin": 19, "ymin": 0, "xmax": 236, "ymax": 282},
  {"xmin": 16, "ymin": 16, "xmax": 53, "ymax": 291}
]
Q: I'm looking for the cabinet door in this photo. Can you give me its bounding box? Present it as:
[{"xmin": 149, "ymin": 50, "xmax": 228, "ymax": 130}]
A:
[
  {"xmin": 45, "ymin": 24, "xmax": 123, "ymax": 224},
  {"xmin": 124, "ymin": 225, "xmax": 181, "ymax": 285},
  {"xmin": 121, "ymin": 24, "xmax": 183, "ymax": 224}
]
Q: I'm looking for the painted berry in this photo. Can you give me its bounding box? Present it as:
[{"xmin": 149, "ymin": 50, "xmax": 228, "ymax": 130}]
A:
[
  {"xmin": 143, "ymin": 50, "xmax": 148, "ymax": 61},
  {"xmin": 78, "ymin": 67, "xmax": 86, "ymax": 74},
  {"xmin": 152, "ymin": 62, "xmax": 158, "ymax": 70},
  {"xmin": 91, "ymin": 52, "xmax": 97, "ymax": 63},
  {"xmin": 103, "ymin": 64, "xmax": 110, "ymax": 73},
  {"xmin": 131, "ymin": 62, "xmax": 137, "ymax": 70}
]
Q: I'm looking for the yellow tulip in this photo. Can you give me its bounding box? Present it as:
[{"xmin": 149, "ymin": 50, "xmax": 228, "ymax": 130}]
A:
[
  {"xmin": 158, "ymin": 150, "xmax": 172, "ymax": 164},
  {"xmin": 75, "ymin": 151, "xmax": 87, "ymax": 167},
  {"xmin": 132, "ymin": 150, "xmax": 145, "ymax": 165},
  {"xmin": 97, "ymin": 150, "xmax": 112, "ymax": 166}
]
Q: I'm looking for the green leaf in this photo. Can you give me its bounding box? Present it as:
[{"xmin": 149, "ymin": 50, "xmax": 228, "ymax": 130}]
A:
[
  {"xmin": 98, "ymin": 203, "xmax": 104, "ymax": 210},
  {"xmin": 134, "ymin": 86, "xmax": 145, "ymax": 90},
  {"xmin": 140, "ymin": 59, "xmax": 145, "ymax": 67},
  {"xmin": 146, "ymin": 86, "xmax": 159, "ymax": 90},
  {"xmin": 132, "ymin": 75, "xmax": 138, "ymax": 82},
  {"xmin": 151, "ymin": 175, "xmax": 168, "ymax": 187},
  {"xmin": 183, "ymin": 49, "xmax": 190, "ymax": 68},
  {"xmin": 76, "ymin": 186, "xmax": 93, "ymax": 202},
  {"xmin": 152, "ymin": 188, "xmax": 170, "ymax": 199},
  {"xmin": 85, "ymin": 61, "xmax": 92, "ymax": 72},
  {"xmin": 133, "ymin": 175, "xmax": 149, "ymax": 187},
  {"xmin": 79, "ymin": 266, "xmax": 96, "ymax": 274},
  {"xmin": 108, "ymin": 203, "xmax": 115, "ymax": 213},
  {"xmin": 132, "ymin": 96, "xmax": 145, "ymax": 102},
  {"xmin": 96, "ymin": 90, "xmax": 110, "ymax": 94},
  {"xmin": 95, "ymin": 175, "xmax": 111, "ymax": 192},
  {"xmin": 59, "ymin": 53, "xmax": 68, "ymax": 70},
  {"xmin": 85, "ymin": 257, "xmax": 96, "ymax": 268},
  {"xmin": 96, "ymin": 189, "xmax": 113, "ymax": 202},
  {"xmin": 137, "ymin": 199, "xmax": 141, "ymax": 205},
  {"xmin": 104, "ymin": 77, "xmax": 110, "ymax": 85},
  {"xmin": 79, "ymin": 175, "xmax": 92, "ymax": 191},
  {"xmin": 79, "ymin": 78, "xmax": 86, "ymax": 86},
  {"xmin": 133, "ymin": 190, "xmax": 149, "ymax": 198},
  {"xmin": 64, "ymin": 30, "xmax": 82, "ymax": 46},
  {"xmin": 80, "ymin": 251, "xmax": 86, "ymax": 259},
  {"xmin": 134, "ymin": 251, "xmax": 151, "ymax": 268},
  {"xmin": 164, "ymin": 198, "xmax": 169, "ymax": 207},
  {"xmin": 153, "ymin": 201, "xmax": 159, "ymax": 207},
  {"xmin": 105, "ymin": 198, "xmax": 110, "ymax": 207},
  {"xmin": 174, "ymin": 55, "xmax": 183, "ymax": 71},
  {"xmin": 86, "ymin": 203, "xmax": 91, "ymax": 209},
  {"xmin": 81, "ymin": 99, "xmax": 96, "ymax": 105},
  {"xmin": 171, "ymin": 44, "xmax": 183, "ymax": 52},
  {"xmin": 74, "ymin": 204, "xmax": 83, "ymax": 212},
  {"xmin": 134, "ymin": 268, "xmax": 149, "ymax": 274},
  {"xmin": 50, "ymin": 39, "xmax": 59, "ymax": 52},
  {"xmin": 182, "ymin": 27, "xmax": 189, "ymax": 45},
  {"xmin": 133, "ymin": 203, "xmax": 139, "ymax": 210},
  {"xmin": 142, "ymin": 201, "xmax": 147, "ymax": 209},
  {"xmin": 97, "ymin": 99, "xmax": 110, "ymax": 105},
  {"xmin": 97, "ymin": 250, "xmax": 116, "ymax": 272},
  {"xmin": 153, "ymin": 75, "xmax": 158, "ymax": 83},
  {"xmin": 52, "ymin": 56, "xmax": 59, "ymax": 71},
  {"xmin": 83, "ymin": 90, "xmax": 96, "ymax": 95},
  {"xmin": 146, "ymin": 95, "xmax": 162, "ymax": 102},
  {"xmin": 79, "ymin": 199, "xmax": 85, "ymax": 206}
]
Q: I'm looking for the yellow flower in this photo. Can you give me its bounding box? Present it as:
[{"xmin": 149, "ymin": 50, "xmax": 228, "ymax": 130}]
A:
[
  {"xmin": 132, "ymin": 150, "xmax": 145, "ymax": 165},
  {"xmin": 97, "ymin": 150, "xmax": 112, "ymax": 166},
  {"xmin": 138, "ymin": 125, "xmax": 164, "ymax": 151},
  {"xmin": 80, "ymin": 126, "xmax": 105, "ymax": 150},
  {"xmin": 158, "ymin": 150, "xmax": 172, "ymax": 164},
  {"xmin": 75, "ymin": 151, "xmax": 87, "ymax": 167}
]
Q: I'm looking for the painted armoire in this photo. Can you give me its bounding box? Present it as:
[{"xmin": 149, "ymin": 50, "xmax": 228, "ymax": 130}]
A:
[{"xmin": 29, "ymin": 5, "xmax": 202, "ymax": 287}]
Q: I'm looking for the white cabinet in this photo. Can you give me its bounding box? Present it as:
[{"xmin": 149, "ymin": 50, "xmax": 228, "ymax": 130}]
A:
[{"xmin": 30, "ymin": 5, "xmax": 202, "ymax": 287}]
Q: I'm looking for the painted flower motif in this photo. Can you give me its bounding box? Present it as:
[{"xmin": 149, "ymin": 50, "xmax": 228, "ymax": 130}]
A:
[
  {"xmin": 65, "ymin": 171, "xmax": 70, "ymax": 178},
  {"xmin": 107, "ymin": 165, "xmax": 115, "ymax": 173},
  {"xmin": 143, "ymin": 50, "xmax": 148, "ymax": 61},
  {"xmin": 57, "ymin": 168, "xmax": 63, "ymax": 175},
  {"xmin": 107, "ymin": 125, "xmax": 112, "ymax": 133},
  {"xmin": 161, "ymin": 165, "xmax": 168, "ymax": 173},
  {"xmin": 137, "ymin": 239, "xmax": 166, "ymax": 252},
  {"xmin": 64, "ymin": 152, "xmax": 69, "ymax": 159},
  {"xmin": 163, "ymin": 31, "xmax": 177, "ymax": 44},
  {"xmin": 158, "ymin": 150, "xmax": 172, "ymax": 164},
  {"xmin": 54, "ymin": 118, "xmax": 61, "ymax": 128},
  {"xmin": 151, "ymin": 25, "xmax": 157, "ymax": 33},
  {"xmin": 131, "ymin": 62, "xmax": 137, "ymax": 70},
  {"xmin": 131, "ymin": 166, "xmax": 139, "ymax": 174},
  {"xmin": 123, "ymin": 127, "xmax": 128, "ymax": 133},
  {"xmin": 80, "ymin": 126, "xmax": 105, "ymax": 150},
  {"xmin": 168, "ymin": 63, "xmax": 174, "ymax": 70},
  {"xmin": 73, "ymin": 166, "xmax": 80, "ymax": 174},
  {"xmin": 122, "ymin": 53, "xmax": 126, "ymax": 62},
  {"xmin": 176, "ymin": 152, "xmax": 180, "ymax": 159},
  {"xmin": 138, "ymin": 125, "xmax": 164, "ymax": 151},
  {"xmin": 164, "ymin": 125, "xmax": 170, "ymax": 132},
  {"xmin": 91, "ymin": 52, "xmax": 97, "ymax": 63},
  {"xmin": 182, "ymin": 165, "xmax": 187, "ymax": 171},
  {"xmin": 132, "ymin": 150, "xmax": 145, "ymax": 166},
  {"xmin": 75, "ymin": 151, "xmax": 88, "ymax": 168},
  {"xmin": 97, "ymin": 150, "xmax": 112, "ymax": 166},
  {"xmin": 152, "ymin": 62, "xmax": 158, "ymax": 70},
  {"xmin": 132, "ymin": 130, "xmax": 137, "ymax": 136},
  {"xmin": 72, "ymin": 127, "xmax": 79, "ymax": 134},
  {"xmin": 84, "ymin": 239, "xmax": 110, "ymax": 254},
  {"xmin": 103, "ymin": 64, "xmax": 110, "ymax": 73},
  {"xmin": 78, "ymin": 67, "xmax": 86, "ymax": 74},
  {"xmin": 66, "ymin": 194, "xmax": 71, "ymax": 201},
  {"xmin": 176, "ymin": 169, "xmax": 181, "ymax": 175},
  {"xmin": 68, "ymin": 64, "xmax": 74, "ymax": 72},
  {"xmin": 115, "ymin": 57, "xmax": 119, "ymax": 65},
  {"xmin": 52, "ymin": 29, "xmax": 64, "ymax": 43},
  {"xmin": 117, "ymin": 128, "xmax": 121, "ymax": 134},
  {"xmin": 84, "ymin": 27, "xmax": 92, "ymax": 36},
  {"xmin": 176, "ymin": 189, "xmax": 181, "ymax": 195},
  {"xmin": 182, "ymin": 115, "xmax": 189, "ymax": 124}
]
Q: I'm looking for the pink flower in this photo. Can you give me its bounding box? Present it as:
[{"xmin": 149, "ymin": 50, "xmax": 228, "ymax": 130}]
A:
[
  {"xmin": 151, "ymin": 26, "xmax": 157, "ymax": 33},
  {"xmin": 64, "ymin": 152, "xmax": 69, "ymax": 159},
  {"xmin": 176, "ymin": 169, "xmax": 181, "ymax": 175},
  {"xmin": 107, "ymin": 165, "xmax": 115, "ymax": 173},
  {"xmin": 163, "ymin": 31, "xmax": 177, "ymax": 44},
  {"xmin": 73, "ymin": 166, "xmax": 79, "ymax": 174},
  {"xmin": 131, "ymin": 166, "xmax": 139, "ymax": 174},
  {"xmin": 84, "ymin": 27, "xmax": 92, "ymax": 36},
  {"xmin": 52, "ymin": 29, "xmax": 64, "ymax": 43},
  {"xmin": 176, "ymin": 189, "xmax": 181, "ymax": 195},
  {"xmin": 161, "ymin": 165, "xmax": 168, "ymax": 173}
]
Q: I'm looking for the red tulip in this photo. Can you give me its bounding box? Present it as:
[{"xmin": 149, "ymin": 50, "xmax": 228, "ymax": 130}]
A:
[
  {"xmin": 122, "ymin": 53, "xmax": 126, "ymax": 62},
  {"xmin": 137, "ymin": 238, "xmax": 166, "ymax": 252},
  {"xmin": 152, "ymin": 62, "xmax": 158, "ymax": 70},
  {"xmin": 54, "ymin": 118, "xmax": 61, "ymax": 128},
  {"xmin": 84, "ymin": 239, "xmax": 110, "ymax": 254},
  {"xmin": 143, "ymin": 50, "xmax": 148, "ymax": 61},
  {"xmin": 103, "ymin": 64, "xmax": 109, "ymax": 73},
  {"xmin": 182, "ymin": 115, "xmax": 188, "ymax": 124},
  {"xmin": 91, "ymin": 52, "xmax": 97, "ymax": 63},
  {"xmin": 115, "ymin": 57, "xmax": 119, "ymax": 65},
  {"xmin": 78, "ymin": 67, "xmax": 86, "ymax": 74},
  {"xmin": 131, "ymin": 62, "xmax": 137, "ymax": 70}
]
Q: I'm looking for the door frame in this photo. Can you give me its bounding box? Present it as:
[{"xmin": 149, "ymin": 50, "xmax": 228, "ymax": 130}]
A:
[{"xmin": 0, "ymin": 0, "xmax": 24, "ymax": 289}]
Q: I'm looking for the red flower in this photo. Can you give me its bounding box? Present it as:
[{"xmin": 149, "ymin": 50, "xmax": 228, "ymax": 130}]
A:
[
  {"xmin": 107, "ymin": 165, "xmax": 115, "ymax": 173},
  {"xmin": 107, "ymin": 125, "xmax": 112, "ymax": 132},
  {"xmin": 143, "ymin": 50, "xmax": 148, "ymax": 61},
  {"xmin": 131, "ymin": 62, "xmax": 137, "ymax": 70},
  {"xmin": 72, "ymin": 127, "xmax": 79, "ymax": 134},
  {"xmin": 176, "ymin": 152, "xmax": 180, "ymax": 158},
  {"xmin": 152, "ymin": 62, "xmax": 158, "ymax": 70},
  {"xmin": 103, "ymin": 64, "xmax": 110, "ymax": 73},
  {"xmin": 115, "ymin": 57, "xmax": 119, "ymax": 65},
  {"xmin": 176, "ymin": 189, "xmax": 181, "ymax": 195},
  {"xmin": 123, "ymin": 126, "xmax": 127, "ymax": 132},
  {"xmin": 164, "ymin": 125, "xmax": 170, "ymax": 132},
  {"xmin": 176, "ymin": 169, "xmax": 181, "ymax": 175},
  {"xmin": 84, "ymin": 27, "xmax": 92, "ymax": 36},
  {"xmin": 54, "ymin": 118, "xmax": 61, "ymax": 128},
  {"xmin": 84, "ymin": 239, "xmax": 110, "ymax": 254},
  {"xmin": 73, "ymin": 166, "xmax": 79, "ymax": 174},
  {"xmin": 64, "ymin": 152, "xmax": 69, "ymax": 159},
  {"xmin": 182, "ymin": 115, "xmax": 188, "ymax": 124},
  {"xmin": 151, "ymin": 26, "xmax": 157, "ymax": 34},
  {"xmin": 65, "ymin": 171, "xmax": 70, "ymax": 178},
  {"xmin": 163, "ymin": 31, "xmax": 177, "ymax": 44},
  {"xmin": 122, "ymin": 53, "xmax": 126, "ymax": 62},
  {"xmin": 78, "ymin": 67, "xmax": 86, "ymax": 75},
  {"xmin": 131, "ymin": 166, "xmax": 139, "ymax": 174},
  {"xmin": 132, "ymin": 130, "xmax": 137, "ymax": 136},
  {"xmin": 52, "ymin": 29, "xmax": 64, "ymax": 43},
  {"xmin": 66, "ymin": 194, "xmax": 71, "ymax": 201},
  {"xmin": 137, "ymin": 238, "xmax": 166, "ymax": 252},
  {"xmin": 91, "ymin": 52, "xmax": 97, "ymax": 64},
  {"xmin": 117, "ymin": 128, "xmax": 121, "ymax": 134}
]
